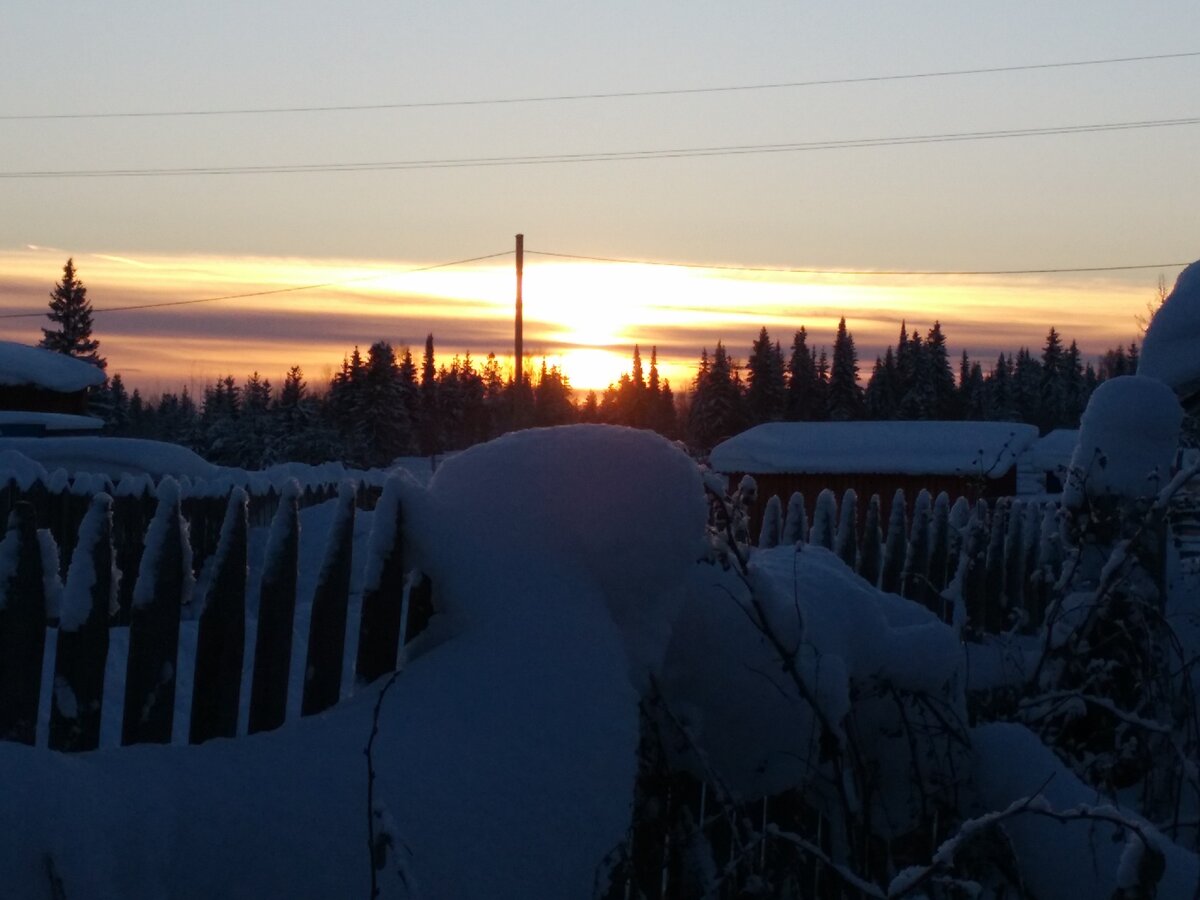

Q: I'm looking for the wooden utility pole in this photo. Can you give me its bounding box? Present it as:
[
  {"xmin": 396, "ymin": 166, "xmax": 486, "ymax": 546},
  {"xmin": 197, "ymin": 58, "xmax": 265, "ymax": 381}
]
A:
[{"xmin": 514, "ymin": 233, "xmax": 524, "ymax": 386}]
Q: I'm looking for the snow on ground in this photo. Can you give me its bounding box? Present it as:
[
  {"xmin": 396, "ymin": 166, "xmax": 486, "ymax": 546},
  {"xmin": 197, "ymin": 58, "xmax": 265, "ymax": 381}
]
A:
[
  {"xmin": 710, "ymin": 420, "xmax": 1039, "ymax": 478},
  {"xmin": 2, "ymin": 424, "xmax": 707, "ymax": 898}
]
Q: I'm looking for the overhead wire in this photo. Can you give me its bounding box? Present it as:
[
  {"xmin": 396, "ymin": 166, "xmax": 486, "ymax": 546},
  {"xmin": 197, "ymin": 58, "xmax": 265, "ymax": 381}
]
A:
[
  {"xmin": 524, "ymin": 250, "xmax": 1191, "ymax": 277},
  {"xmin": 2, "ymin": 115, "xmax": 1197, "ymax": 179},
  {"xmin": 3, "ymin": 50, "xmax": 1197, "ymax": 120},
  {"xmin": 0, "ymin": 250, "xmax": 512, "ymax": 319}
]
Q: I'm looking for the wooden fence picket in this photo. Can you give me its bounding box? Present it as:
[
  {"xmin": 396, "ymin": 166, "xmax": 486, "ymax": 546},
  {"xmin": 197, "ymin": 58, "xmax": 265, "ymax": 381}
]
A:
[
  {"xmin": 248, "ymin": 483, "xmax": 300, "ymax": 735},
  {"xmin": 355, "ymin": 480, "xmax": 407, "ymax": 687},
  {"xmin": 122, "ymin": 480, "xmax": 190, "ymax": 746},
  {"xmin": 49, "ymin": 493, "xmax": 115, "ymax": 752},
  {"xmin": 189, "ymin": 489, "xmax": 248, "ymax": 744},
  {"xmin": 0, "ymin": 502, "xmax": 48, "ymax": 745},
  {"xmin": 301, "ymin": 483, "xmax": 357, "ymax": 717}
]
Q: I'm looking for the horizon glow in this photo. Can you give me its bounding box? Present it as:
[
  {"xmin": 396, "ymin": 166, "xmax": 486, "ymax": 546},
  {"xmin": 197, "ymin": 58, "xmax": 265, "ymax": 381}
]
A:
[{"xmin": 0, "ymin": 246, "xmax": 1174, "ymax": 397}]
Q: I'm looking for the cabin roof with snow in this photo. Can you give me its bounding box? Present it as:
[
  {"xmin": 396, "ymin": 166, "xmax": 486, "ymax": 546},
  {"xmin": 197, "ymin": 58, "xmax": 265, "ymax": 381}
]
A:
[
  {"xmin": 1022, "ymin": 429, "xmax": 1080, "ymax": 473},
  {"xmin": 0, "ymin": 341, "xmax": 106, "ymax": 392},
  {"xmin": 710, "ymin": 421, "xmax": 1039, "ymax": 479}
]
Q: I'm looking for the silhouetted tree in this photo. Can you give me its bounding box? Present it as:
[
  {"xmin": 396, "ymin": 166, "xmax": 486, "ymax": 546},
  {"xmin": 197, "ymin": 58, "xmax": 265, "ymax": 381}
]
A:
[{"xmin": 40, "ymin": 258, "xmax": 105, "ymax": 370}]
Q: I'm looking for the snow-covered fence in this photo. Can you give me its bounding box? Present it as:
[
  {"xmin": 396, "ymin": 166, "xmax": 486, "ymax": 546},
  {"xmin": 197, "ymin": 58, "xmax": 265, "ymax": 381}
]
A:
[
  {"xmin": 759, "ymin": 483, "xmax": 1061, "ymax": 634},
  {"xmin": 0, "ymin": 474, "xmax": 427, "ymax": 752},
  {"xmin": 0, "ymin": 473, "xmax": 380, "ymax": 613}
]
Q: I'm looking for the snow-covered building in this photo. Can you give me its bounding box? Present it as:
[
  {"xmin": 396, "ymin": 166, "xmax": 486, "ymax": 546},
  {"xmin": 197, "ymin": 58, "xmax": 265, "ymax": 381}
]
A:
[
  {"xmin": 0, "ymin": 341, "xmax": 104, "ymax": 436},
  {"xmin": 710, "ymin": 420, "xmax": 1039, "ymax": 528},
  {"xmin": 1018, "ymin": 428, "xmax": 1079, "ymax": 495}
]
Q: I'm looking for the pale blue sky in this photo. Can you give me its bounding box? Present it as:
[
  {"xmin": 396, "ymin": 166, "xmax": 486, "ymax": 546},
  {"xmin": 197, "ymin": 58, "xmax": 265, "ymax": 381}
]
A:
[
  {"xmin": 0, "ymin": 2, "xmax": 1197, "ymax": 389},
  {"xmin": 3, "ymin": 1, "xmax": 1196, "ymax": 266}
]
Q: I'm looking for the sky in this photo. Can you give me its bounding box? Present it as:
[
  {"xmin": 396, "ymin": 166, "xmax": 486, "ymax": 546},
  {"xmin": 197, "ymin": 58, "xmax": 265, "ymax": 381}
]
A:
[{"xmin": 1, "ymin": 2, "xmax": 1197, "ymax": 393}]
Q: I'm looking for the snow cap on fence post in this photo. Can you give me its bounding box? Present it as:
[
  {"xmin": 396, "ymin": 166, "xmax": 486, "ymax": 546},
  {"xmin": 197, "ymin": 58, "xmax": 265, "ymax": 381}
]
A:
[
  {"xmin": 782, "ymin": 491, "xmax": 807, "ymax": 545},
  {"xmin": 757, "ymin": 494, "xmax": 782, "ymax": 549}
]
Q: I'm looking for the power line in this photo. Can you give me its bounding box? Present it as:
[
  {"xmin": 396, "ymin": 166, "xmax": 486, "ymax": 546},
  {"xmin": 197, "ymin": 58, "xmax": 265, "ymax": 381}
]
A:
[
  {"xmin": 0, "ymin": 251, "xmax": 512, "ymax": 319},
  {"xmin": 3, "ymin": 115, "xmax": 1197, "ymax": 179},
  {"xmin": 526, "ymin": 249, "xmax": 1190, "ymax": 277},
  {"xmin": 4, "ymin": 50, "xmax": 1197, "ymax": 121}
]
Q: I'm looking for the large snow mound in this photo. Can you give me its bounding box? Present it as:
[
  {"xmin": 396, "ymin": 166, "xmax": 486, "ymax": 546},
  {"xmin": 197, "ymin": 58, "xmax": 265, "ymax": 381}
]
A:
[
  {"xmin": 406, "ymin": 424, "xmax": 709, "ymax": 677},
  {"xmin": 660, "ymin": 544, "xmax": 962, "ymax": 802},
  {"xmin": 1140, "ymin": 260, "xmax": 1200, "ymax": 394},
  {"xmin": 0, "ymin": 340, "xmax": 106, "ymax": 391},
  {"xmin": 1064, "ymin": 375, "xmax": 1182, "ymax": 504},
  {"xmin": 710, "ymin": 421, "xmax": 1038, "ymax": 478}
]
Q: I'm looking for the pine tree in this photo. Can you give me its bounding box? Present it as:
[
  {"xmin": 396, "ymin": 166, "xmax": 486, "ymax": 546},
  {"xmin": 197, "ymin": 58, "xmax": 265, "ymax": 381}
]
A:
[
  {"xmin": 534, "ymin": 360, "xmax": 575, "ymax": 426},
  {"xmin": 828, "ymin": 317, "xmax": 863, "ymax": 421},
  {"xmin": 418, "ymin": 334, "xmax": 439, "ymax": 454},
  {"xmin": 959, "ymin": 353, "xmax": 986, "ymax": 420},
  {"xmin": 985, "ymin": 352, "xmax": 1016, "ymax": 420},
  {"xmin": 104, "ymin": 373, "xmax": 130, "ymax": 433},
  {"xmin": 813, "ymin": 348, "xmax": 831, "ymax": 421},
  {"xmin": 40, "ymin": 259, "xmax": 105, "ymax": 370},
  {"xmin": 360, "ymin": 341, "xmax": 413, "ymax": 467},
  {"xmin": 746, "ymin": 327, "xmax": 787, "ymax": 424},
  {"xmin": 900, "ymin": 332, "xmax": 934, "ymax": 419},
  {"xmin": 1038, "ymin": 327, "xmax": 1067, "ymax": 432},
  {"xmin": 1013, "ymin": 347, "xmax": 1042, "ymax": 426},
  {"xmin": 925, "ymin": 322, "xmax": 956, "ymax": 418},
  {"xmin": 687, "ymin": 343, "xmax": 746, "ymax": 450},
  {"xmin": 785, "ymin": 328, "xmax": 820, "ymax": 421},
  {"xmin": 864, "ymin": 351, "xmax": 899, "ymax": 420}
]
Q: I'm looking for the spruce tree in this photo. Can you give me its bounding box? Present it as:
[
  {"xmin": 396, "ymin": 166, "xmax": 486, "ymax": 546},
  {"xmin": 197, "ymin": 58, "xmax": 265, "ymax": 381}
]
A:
[
  {"xmin": 1038, "ymin": 327, "xmax": 1067, "ymax": 432},
  {"xmin": 687, "ymin": 343, "xmax": 746, "ymax": 450},
  {"xmin": 828, "ymin": 317, "xmax": 863, "ymax": 421},
  {"xmin": 746, "ymin": 327, "xmax": 787, "ymax": 424},
  {"xmin": 40, "ymin": 258, "xmax": 105, "ymax": 370},
  {"xmin": 785, "ymin": 328, "xmax": 819, "ymax": 420},
  {"xmin": 864, "ymin": 352, "xmax": 898, "ymax": 420},
  {"xmin": 925, "ymin": 322, "xmax": 956, "ymax": 418},
  {"xmin": 361, "ymin": 341, "xmax": 413, "ymax": 466},
  {"xmin": 419, "ymin": 334, "xmax": 440, "ymax": 455}
]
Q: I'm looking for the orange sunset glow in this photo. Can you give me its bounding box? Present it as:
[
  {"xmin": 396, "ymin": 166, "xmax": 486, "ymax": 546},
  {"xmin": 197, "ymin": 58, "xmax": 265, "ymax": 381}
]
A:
[{"xmin": 0, "ymin": 245, "xmax": 1174, "ymax": 396}]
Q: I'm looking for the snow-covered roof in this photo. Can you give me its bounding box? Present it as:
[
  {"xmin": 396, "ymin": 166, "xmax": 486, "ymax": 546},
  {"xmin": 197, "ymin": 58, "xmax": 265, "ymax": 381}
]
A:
[
  {"xmin": 0, "ymin": 341, "xmax": 106, "ymax": 392},
  {"xmin": 709, "ymin": 421, "xmax": 1039, "ymax": 479},
  {"xmin": 0, "ymin": 411, "xmax": 104, "ymax": 433},
  {"xmin": 0, "ymin": 436, "xmax": 217, "ymax": 480},
  {"xmin": 1022, "ymin": 428, "xmax": 1080, "ymax": 472},
  {"xmin": 1139, "ymin": 259, "xmax": 1200, "ymax": 394}
]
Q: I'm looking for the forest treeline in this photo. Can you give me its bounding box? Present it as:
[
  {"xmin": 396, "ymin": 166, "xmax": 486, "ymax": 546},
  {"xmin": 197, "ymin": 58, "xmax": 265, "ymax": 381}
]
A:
[{"xmin": 94, "ymin": 319, "xmax": 1140, "ymax": 468}]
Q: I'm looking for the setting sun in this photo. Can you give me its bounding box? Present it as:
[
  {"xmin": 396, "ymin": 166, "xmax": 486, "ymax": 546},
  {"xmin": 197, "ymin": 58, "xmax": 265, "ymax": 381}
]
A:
[{"xmin": 0, "ymin": 246, "xmax": 1170, "ymax": 396}]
